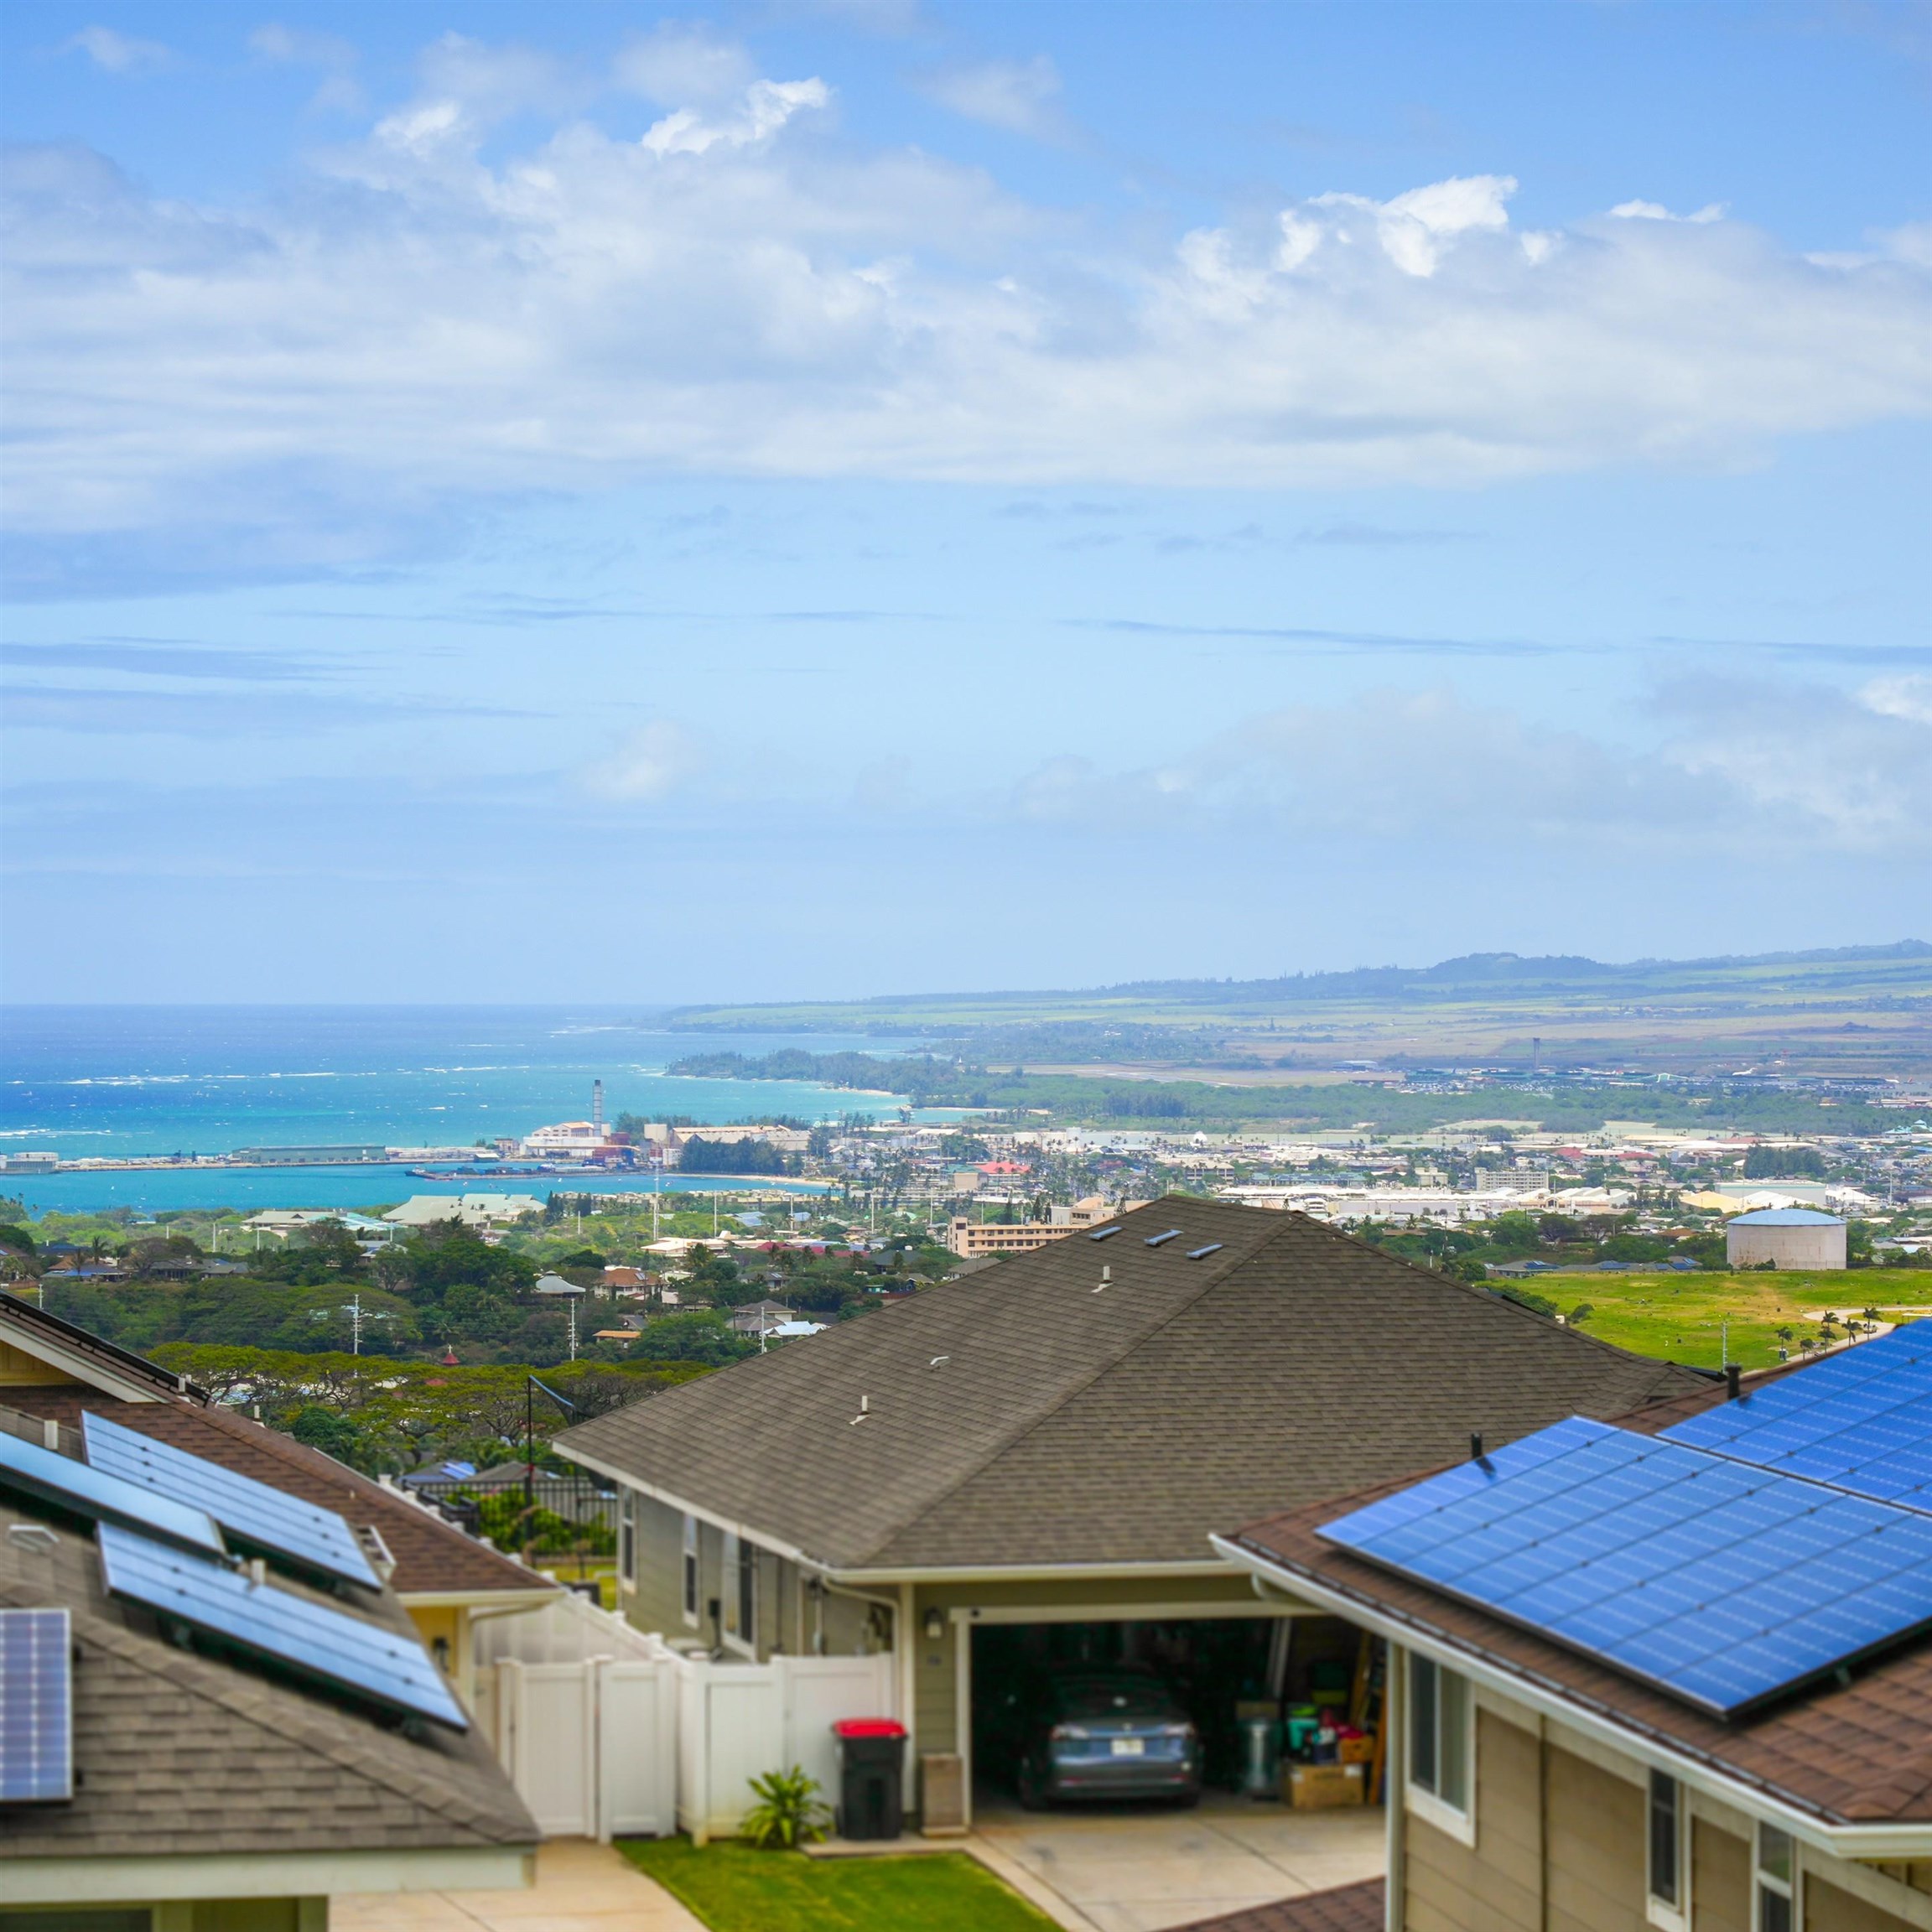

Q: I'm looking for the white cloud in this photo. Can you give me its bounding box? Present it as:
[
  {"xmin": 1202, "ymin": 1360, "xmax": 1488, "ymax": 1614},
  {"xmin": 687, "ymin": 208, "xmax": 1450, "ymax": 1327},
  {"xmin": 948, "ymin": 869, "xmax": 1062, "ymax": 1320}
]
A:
[
  {"xmin": 989, "ymin": 677, "xmax": 1932, "ymax": 857},
  {"xmin": 3, "ymin": 65, "xmax": 1929, "ymax": 558},
  {"xmin": 1610, "ymin": 199, "xmax": 1726, "ymax": 223},
  {"xmin": 249, "ymin": 23, "xmax": 362, "ymax": 112},
  {"xmin": 580, "ymin": 721, "xmax": 703, "ymax": 802},
  {"xmin": 615, "ymin": 23, "xmax": 755, "ymax": 104},
  {"xmin": 1860, "ymin": 671, "xmax": 1932, "ymax": 726},
  {"xmin": 65, "ymin": 24, "xmax": 172, "ymax": 73},
  {"xmin": 642, "ymin": 77, "xmax": 830, "ymax": 156},
  {"xmin": 915, "ymin": 55, "xmax": 1067, "ymax": 140}
]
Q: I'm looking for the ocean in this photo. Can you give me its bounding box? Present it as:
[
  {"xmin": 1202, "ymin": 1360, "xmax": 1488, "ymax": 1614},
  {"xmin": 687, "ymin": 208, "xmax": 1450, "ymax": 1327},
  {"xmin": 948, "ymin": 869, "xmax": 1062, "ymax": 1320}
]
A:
[{"xmin": 0, "ymin": 1007, "xmax": 929, "ymax": 1215}]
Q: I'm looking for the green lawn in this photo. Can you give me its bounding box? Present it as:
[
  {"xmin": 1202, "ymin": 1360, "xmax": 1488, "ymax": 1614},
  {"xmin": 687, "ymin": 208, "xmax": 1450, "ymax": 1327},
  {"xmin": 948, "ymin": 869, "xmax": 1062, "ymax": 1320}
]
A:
[
  {"xmin": 619, "ymin": 1839, "xmax": 1056, "ymax": 1932},
  {"xmin": 1530, "ymin": 1270, "xmax": 1932, "ymax": 1370}
]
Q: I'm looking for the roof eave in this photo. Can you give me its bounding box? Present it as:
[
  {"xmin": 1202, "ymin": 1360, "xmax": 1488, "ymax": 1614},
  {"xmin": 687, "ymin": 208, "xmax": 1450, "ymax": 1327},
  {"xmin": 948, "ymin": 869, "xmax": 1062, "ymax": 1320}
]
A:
[{"xmin": 1209, "ymin": 1532, "xmax": 1932, "ymax": 1859}]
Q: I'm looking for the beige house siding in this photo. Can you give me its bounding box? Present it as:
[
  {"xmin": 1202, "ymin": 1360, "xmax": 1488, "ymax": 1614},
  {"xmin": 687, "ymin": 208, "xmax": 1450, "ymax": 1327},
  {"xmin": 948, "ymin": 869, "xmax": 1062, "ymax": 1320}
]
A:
[
  {"xmin": 1545, "ymin": 1743, "xmax": 1645, "ymax": 1932},
  {"xmin": 1806, "ymin": 1877, "xmax": 1917, "ymax": 1932},
  {"xmin": 1403, "ymin": 1708, "xmax": 1541, "ymax": 1932},
  {"xmin": 1692, "ymin": 1817, "xmax": 1752, "ymax": 1932}
]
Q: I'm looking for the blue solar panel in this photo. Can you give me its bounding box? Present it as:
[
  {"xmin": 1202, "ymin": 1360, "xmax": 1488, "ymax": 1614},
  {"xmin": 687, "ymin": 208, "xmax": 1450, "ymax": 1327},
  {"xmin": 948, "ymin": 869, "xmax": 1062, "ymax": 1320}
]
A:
[
  {"xmin": 96, "ymin": 1524, "xmax": 467, "ymax": 1731},
  {"xmin": 1663, "ymin": 1329, "xmax": 1932, "ymax": 1514},
  {"xmin": 83, "ymin": 1412, "xmax": 379, "ymax": 1590},
  {"xmin": 0, "ymin": 1429, "xmax": 224, "ymax": 1557},
  {"xmin": 0, "ymin": 1608, "xmax": 73, "ymax": 1802},
  {"xmin": 1318, "ymin": 1416, "xmax": 1932, "ymax": 1716}
]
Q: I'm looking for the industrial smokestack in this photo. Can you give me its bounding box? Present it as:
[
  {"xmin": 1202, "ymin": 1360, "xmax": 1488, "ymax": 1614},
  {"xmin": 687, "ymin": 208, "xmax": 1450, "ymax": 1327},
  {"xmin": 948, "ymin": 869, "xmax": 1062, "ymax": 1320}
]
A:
[{"xmin": 593, "ymin": 1078, "xmax": 605, "ymax": 1132}]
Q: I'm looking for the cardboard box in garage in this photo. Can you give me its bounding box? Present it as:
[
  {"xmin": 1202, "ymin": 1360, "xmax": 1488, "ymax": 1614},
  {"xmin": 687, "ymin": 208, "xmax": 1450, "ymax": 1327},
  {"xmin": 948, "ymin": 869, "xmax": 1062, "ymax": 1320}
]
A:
[{"xmin": 1286, "ymin": 1763, "xmax": 1366, "ymax": 1810}]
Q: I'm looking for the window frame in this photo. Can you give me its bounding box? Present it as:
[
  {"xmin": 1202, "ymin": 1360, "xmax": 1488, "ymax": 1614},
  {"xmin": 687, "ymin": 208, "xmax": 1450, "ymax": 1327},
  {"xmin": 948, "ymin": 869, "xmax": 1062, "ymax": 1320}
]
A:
[
  {"xmin": 1645, "ymin": 1768, "xmax": 1689, "ymax": 1930},
  {"xmin": 1404, "ymin": 1650, "xmax": 1476, "ymax": 1846},
  {"xmin": 1755, "ymin": 1822, "xmax": 1796, "ymax": 1932},
  {"xmin": 680, "ymin": 1513, "xmax": 699, "ymax": 1627}
]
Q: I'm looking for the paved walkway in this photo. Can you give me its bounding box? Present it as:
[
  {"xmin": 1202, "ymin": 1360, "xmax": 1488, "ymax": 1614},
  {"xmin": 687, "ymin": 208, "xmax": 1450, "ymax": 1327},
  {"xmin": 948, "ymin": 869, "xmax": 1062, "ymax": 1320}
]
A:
[
  {"xmin": 968, "ymin": 1796, "xmax": 1386, "ymax": 1932},
  {"xmin": 332, "ymin": 1838, "xmax": 705, "ymax": 1932}
]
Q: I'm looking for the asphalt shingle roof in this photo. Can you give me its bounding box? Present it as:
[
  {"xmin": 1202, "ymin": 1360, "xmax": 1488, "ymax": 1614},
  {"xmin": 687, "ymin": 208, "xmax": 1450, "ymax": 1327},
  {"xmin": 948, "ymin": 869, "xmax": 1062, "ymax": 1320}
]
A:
[
  {"xmin": 557, "ymin": 1198, "xmax": 1706, "ymax": 1573},
  {"xmin": 1178, "ymin": 1879, "xmax": 1385, "ymax": 1932},
  {"xmin": 0, "ymin": 1497, "xmax": 537, "ymax": 1860},
  {"xmin": 1222, "ymin": 1369, "xmax": 1932, "ymax": 1828}
]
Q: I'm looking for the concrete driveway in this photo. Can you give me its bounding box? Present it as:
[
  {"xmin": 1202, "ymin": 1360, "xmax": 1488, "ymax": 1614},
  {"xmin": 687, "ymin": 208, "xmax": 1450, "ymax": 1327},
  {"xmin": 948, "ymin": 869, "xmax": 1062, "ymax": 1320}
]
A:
[
  {"xmin": 333, "ymin": 1839, "xmax": 704, "ymax": 1932},
  {"xmin": 968, "ymin": 1794, "xmax": 1386, "ymax": 1932}
]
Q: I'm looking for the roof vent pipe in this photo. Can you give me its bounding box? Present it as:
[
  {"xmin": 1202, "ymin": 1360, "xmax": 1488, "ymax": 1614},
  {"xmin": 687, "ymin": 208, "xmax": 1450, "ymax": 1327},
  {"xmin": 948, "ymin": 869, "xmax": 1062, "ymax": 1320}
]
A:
[
  {"xmin": 1726, "ymin": 1364, "xmax": 1742, "ymax": 1402},
  {"xmin": 1470, "ymin": 1432, "xmax": 1483, "ymax": 1462}
]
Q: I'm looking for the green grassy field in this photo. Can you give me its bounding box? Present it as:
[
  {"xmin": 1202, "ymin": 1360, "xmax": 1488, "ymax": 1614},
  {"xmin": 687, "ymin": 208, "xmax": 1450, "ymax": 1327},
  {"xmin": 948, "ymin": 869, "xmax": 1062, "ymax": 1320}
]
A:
[
  {"xmin": 619, "ymin": 1840, "xmax": 1056, "ymax": 1932},
  {"xmin": 1535, "ymin": 1270, "xmax": 1932, "ymax": 1370}
]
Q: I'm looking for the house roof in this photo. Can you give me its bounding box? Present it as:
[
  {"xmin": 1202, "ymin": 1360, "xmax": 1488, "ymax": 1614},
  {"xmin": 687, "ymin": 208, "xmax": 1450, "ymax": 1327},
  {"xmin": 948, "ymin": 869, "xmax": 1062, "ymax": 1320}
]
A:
[
  {"xmin": 1178, "ymin": 1880, "xmax": 1385, "ymax": 1932},
  {"xmin": 0, "ymin": 1296, "xmax": 553, "ymax": 1602},
  {"xmin": 1218, "ymin": 1374, "xmax": 1932, "ymax": 1829},
  {"xmin": 0, "ymin": 1493, "xmax": 537, "ymax": 1862},
  {"xmin": 555, "ymin": 1198, "xmax": 1707, "ymax": 1575}
]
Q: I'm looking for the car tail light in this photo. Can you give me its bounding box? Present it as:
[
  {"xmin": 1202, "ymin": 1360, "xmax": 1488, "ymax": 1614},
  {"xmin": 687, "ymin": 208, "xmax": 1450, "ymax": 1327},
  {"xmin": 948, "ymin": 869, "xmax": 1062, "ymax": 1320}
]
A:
[
  {"xmin": 1157, "ymin": 1723, "xmax": 1195, "ymax": 1738},
  {"xmin": 1050, "ymin": 1723, "xmax": 1091, "ymax": 1740}
]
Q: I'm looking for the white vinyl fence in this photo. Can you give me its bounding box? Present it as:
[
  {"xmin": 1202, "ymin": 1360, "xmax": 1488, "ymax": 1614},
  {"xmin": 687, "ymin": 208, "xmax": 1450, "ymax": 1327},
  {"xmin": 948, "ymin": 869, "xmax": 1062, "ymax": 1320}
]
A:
[{"xmin": 472, "ymin": 1593, "xmax": 897, "ymax": 1844}]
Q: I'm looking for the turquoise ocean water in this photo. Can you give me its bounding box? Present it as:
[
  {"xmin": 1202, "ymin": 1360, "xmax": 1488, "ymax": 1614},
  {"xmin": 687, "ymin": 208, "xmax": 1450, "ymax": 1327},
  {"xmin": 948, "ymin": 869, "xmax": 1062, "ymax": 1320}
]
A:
[{"xmin": 0, "ymin": 1007, "xmax": 923, "ymax": 1214}]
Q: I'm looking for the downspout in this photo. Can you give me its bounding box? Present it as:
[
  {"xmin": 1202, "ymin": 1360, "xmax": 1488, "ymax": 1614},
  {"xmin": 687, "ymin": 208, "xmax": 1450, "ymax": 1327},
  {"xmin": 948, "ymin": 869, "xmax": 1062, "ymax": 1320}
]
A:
[{"xmin": 1386, "ymin": 1644, "xmax": 1405, "ymax": 1932}]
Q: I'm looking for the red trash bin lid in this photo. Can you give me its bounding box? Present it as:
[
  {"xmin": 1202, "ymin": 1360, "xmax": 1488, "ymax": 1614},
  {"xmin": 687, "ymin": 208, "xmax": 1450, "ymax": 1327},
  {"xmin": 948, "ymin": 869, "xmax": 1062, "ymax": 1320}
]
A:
[{"xmin": 832, "ymin": 1718, "xmax": 907, "ymax": 1739}]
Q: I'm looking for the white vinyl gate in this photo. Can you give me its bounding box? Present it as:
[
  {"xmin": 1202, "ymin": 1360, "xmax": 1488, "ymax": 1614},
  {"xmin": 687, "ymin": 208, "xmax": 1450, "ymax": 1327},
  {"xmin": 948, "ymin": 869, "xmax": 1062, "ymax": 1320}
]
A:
[
  {"xmin": 472, "ymin": 1593, "xmax": 897, "ymax": 1844},
  {"xmin": 474, "ymin": 1593, "xmax": 678, "ymax": 1840}
]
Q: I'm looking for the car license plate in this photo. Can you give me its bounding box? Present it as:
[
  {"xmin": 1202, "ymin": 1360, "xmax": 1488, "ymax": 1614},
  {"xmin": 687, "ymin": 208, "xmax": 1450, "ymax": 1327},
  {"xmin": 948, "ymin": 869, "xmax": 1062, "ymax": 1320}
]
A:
[{"xmin": 1110, "ymin": 1737, "xmax": 1145, "ymax": 1757}]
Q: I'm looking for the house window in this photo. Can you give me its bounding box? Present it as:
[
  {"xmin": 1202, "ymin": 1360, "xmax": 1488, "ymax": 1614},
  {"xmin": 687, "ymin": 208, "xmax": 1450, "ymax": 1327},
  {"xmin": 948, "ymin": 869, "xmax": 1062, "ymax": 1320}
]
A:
[
  {"xmin": 1647, "ymin": 1770, "xmax": 1686, "ymax": 1924},
  {"xmin": 618, "ymin": 1491, "xmax": 636, "ymax": 1589},
  {"xmin": 737, "ymin": 1537, "xmax": 758, "ymax": 1648},
  {"xmin": 1756, "ymin": 1824, "xmax": 1794, "ymax": 1932},
  {"xmin": 1409, "ymin": 1653, "xmax": 1470, "ymax": 1815},
  {"xmin": 681, "ymin": 1514, "xmax": 699, "ymax": 1625}
]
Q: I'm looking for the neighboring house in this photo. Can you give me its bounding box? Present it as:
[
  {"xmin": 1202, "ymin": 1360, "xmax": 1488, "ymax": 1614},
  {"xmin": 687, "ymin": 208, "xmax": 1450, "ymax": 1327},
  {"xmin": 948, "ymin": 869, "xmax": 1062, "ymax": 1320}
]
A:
[
  {"xmin": 0, "ymin": 1414, "xmax": 536, "ymax": 1920},
  {"xmin": 554, "ymin": 1197, "xmax": 1706, "ymax": 1828},
  {"xmin": 0, "ymin": 1292, "xmax": 558, "ymax": 1706},
  {"xmin": 1215, "ymin": 1331, "xmax": 1932, "ymax": 1932},
  {"xmin": 382, "ymin": 1195, "xmax": 543, "ymax": 1231}
]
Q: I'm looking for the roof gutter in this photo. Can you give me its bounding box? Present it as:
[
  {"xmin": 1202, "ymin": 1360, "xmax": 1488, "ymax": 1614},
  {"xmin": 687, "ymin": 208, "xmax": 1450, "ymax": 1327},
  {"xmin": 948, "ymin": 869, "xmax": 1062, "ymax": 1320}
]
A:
[{"xmin": 1210, "ymin": 1532, "xmax": 1932, "ymax": 1862}]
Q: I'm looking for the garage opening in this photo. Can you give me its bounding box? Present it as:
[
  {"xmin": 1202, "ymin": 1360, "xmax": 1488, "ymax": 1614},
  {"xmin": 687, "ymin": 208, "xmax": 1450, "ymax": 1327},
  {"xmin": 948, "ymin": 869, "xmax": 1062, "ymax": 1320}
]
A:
[{"xmin": 970, "ymin": 1613, "xmax": 1370, "ymax": 1809}]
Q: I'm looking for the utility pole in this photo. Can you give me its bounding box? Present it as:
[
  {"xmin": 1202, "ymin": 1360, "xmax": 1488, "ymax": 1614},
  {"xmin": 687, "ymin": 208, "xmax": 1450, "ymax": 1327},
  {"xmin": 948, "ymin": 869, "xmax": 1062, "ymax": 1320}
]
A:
[{"xmin": 343, "ymin": 1294, "xmax": 363, "ymax": 1355}]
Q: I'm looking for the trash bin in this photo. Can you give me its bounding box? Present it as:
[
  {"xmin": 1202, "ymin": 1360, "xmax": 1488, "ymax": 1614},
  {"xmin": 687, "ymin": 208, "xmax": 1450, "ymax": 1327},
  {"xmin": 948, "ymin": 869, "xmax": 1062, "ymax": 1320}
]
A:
[{"xmin": 832, "ymin": 1718, "xmax": 907, "ymax": 1841}]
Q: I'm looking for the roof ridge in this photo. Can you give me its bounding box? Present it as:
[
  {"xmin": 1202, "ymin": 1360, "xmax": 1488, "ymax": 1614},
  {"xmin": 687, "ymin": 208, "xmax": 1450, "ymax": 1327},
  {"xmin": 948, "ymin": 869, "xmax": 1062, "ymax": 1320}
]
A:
[{"xmin": 847, "ymin": 1197, "xmax": 1291, "ymax": 1564}]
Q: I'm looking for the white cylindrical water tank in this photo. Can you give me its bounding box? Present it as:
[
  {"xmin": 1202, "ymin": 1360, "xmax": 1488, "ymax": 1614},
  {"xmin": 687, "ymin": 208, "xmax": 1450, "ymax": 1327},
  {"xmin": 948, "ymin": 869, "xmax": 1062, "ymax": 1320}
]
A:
[{"xmin": 1725, "ymin": 1208, "xmax": 1846, "ymax": 1270}]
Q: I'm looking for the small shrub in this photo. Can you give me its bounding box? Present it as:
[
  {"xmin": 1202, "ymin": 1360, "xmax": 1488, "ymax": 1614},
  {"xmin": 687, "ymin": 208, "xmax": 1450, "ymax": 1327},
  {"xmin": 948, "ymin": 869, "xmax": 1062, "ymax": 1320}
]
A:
[{"xmin": 740, "ymin": 1766, "xmax": 832, "ymax": 1849}]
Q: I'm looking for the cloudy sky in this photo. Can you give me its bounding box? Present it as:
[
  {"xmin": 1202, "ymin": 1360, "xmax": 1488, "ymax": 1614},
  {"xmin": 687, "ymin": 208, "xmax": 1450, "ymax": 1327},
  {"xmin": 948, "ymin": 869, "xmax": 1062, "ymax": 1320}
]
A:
[{"xmin": 2, "ymin": 1, "xmax": 1927, "ymax": 1004}]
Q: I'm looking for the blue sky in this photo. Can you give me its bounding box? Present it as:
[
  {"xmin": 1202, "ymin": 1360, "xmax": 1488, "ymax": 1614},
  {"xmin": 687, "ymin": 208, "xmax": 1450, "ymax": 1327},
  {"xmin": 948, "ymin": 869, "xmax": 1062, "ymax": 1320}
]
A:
[{"xmin": 2, "ymin": 1, "xmax": 1928, "ymax": 1004}]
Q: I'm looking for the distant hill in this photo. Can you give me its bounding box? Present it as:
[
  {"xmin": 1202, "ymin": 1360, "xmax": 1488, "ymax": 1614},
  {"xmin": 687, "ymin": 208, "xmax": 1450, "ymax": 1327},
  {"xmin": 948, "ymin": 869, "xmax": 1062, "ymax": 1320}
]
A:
[{"xmin": 667, "ymin": 942, "xmax": 1932, "ymax": 1079}]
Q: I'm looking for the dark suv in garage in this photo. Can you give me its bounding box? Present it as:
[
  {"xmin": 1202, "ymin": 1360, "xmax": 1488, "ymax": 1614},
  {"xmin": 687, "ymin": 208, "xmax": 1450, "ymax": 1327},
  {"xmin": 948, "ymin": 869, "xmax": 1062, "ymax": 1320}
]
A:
[{"xmin": 1011, "ymin": 1665, "xmax": 1203, "ymax": 1808}]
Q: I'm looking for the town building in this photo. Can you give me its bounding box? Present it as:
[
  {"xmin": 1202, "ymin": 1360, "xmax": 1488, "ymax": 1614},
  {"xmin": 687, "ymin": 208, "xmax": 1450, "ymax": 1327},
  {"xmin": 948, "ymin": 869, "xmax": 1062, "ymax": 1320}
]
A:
[
  {"xmin": 946, "ymin": 1195, "xmax": 1114, "ymax": 1256},
  {"xmin": 382, "ymin": 1192, "xmax": 544, "ymax": 1230},
  {"xmin": 553, "ymin": 1197, "xmax": 1704, "ymax": 1832}
]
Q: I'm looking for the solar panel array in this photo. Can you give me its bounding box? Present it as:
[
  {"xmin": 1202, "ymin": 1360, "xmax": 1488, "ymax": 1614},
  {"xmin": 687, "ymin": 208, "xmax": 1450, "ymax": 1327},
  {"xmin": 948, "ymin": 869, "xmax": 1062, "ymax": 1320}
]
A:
[
  {"xmin": 0, "ymin": 1608, "xmax": 73, "ymax": 1803},
  {"xmin": 1663, "ymin": 1328, "xmax": 1932, "ymax": 1514},
  {"xmin": 96, "ymin": 1524, "xmax": 468, "ymax": 1731},
  {"xmin": 83, "ymin": 1411, "xmax": 379, "ymax": 1590},
  {"xmin": 1317, "ymin": 1415, "xmax": 1932, "ymax": 1716},
  {"xmin": 0, "ymin": 1428, "xmax": 224, "ymax": 1557}
]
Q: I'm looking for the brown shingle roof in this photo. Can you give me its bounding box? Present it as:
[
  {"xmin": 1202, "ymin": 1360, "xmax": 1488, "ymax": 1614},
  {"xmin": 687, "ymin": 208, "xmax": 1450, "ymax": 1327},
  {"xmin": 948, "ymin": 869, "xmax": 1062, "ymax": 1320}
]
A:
[
  {"xmin": 1222, "ymin": 1472, "xmax": 1932, "ymax": 1827},
  {"xmin": 0, "ymin": 1293, "xmax": 553, "ymax": 1601},
  {"xmin": 0, "ymin": 1497, "xmax": 537, "ymax": 1860},
  {"xmin": 1178, "ymin": 1879, "xmax": 1385, "ymax": 1932},
  {"xmin": 557, "ymin": 1198, "xmax": 1708, "ymax": 1572}
]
